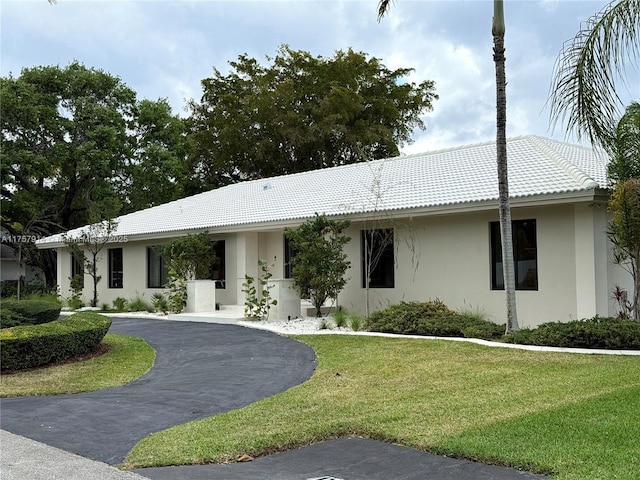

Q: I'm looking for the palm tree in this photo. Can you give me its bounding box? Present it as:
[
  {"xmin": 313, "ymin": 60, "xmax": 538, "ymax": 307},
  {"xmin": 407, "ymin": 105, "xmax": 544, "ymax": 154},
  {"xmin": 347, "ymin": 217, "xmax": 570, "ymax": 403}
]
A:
[
  {"xmin": 378, "ymin": 0, "xmax": 519, "ymax": 332},
  {"xmin": 550, "ymin": 1, "xmax": 639, "ymax": 320},
  {"xmin": 549, "ymin": 0, "xmax": 640, "ymax": 152}
]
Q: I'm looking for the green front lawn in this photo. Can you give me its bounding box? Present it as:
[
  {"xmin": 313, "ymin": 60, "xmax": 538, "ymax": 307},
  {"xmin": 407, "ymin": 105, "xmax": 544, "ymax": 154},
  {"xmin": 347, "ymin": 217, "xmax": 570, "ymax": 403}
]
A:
[
  {"xmin": 0, "ymin": 333, "xmax": 155, "ymax": 396},
  {"xmin": 124, "ymin": 335, "xmax": 639, "ymax": 479}
]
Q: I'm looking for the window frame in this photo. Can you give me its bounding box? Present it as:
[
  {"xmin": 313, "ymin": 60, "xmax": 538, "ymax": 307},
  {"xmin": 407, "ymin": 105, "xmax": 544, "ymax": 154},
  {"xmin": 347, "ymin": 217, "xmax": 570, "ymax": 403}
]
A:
[
  {"xmin": 361, "ymin": 228, "xmax": 395, "ymax": 289},
  {"xmin": 147, "ymin": 246, "xmax": 168, "ymax": 289},
  {"xmin": 490, "ymin": 219, "xmax": 538, "ymax": 291},
  {"xmin": 71, "ymin": 252, "xmax": 85, "ymax": 288},
  {"xmin": 108, "ymin": 248, "xmax": 123, "ymax": 289},
  {"xmin": 210, "ymin": 240, "xmax": 226, "ymax": 289}
]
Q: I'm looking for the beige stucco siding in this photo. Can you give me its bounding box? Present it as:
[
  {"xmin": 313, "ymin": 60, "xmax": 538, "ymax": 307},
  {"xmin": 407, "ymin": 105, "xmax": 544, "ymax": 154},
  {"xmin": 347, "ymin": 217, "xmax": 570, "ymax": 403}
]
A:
[
  {"xmin": 52, "ymin": 200, "xmax": 631, "ymax": 326},
  {"xmin": 56, "ymin": 234, "xmax": 238, "ymax": 308},
  {"xmin": 338, "ymin": 205, "xmax": 588, "ymax": 329}
]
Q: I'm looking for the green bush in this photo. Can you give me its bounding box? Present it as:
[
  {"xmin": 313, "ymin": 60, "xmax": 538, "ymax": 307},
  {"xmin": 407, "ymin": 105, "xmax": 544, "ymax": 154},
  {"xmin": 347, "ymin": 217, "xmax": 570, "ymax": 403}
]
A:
[
  {"xmin": 112, "ymin": 297, "xmax": 128, "ymax": 311},
  {"xmin": 0, "ymin": 281, "xmax": 56, "ymax": 299},
  {"xmin": 0, "ymin": 309, "xmax": 27, "ymax": 329},
  {"xmin": 128, "ymin": 295, "xmax": 154, "ymax": 313},
  {"xmin": 0, "ymin": 299, "xmax": 62, "ymax": 328},
  {"xmin": 505, "ymin": 316, "xmax": 640, "ymax": 350},
  {"xmin": 0, "ymin": 312, "xmax": 112, "ymax": 371},
  {"xmin": 365, "ymin": 300, "xmax": 504, "ymax": 340}
]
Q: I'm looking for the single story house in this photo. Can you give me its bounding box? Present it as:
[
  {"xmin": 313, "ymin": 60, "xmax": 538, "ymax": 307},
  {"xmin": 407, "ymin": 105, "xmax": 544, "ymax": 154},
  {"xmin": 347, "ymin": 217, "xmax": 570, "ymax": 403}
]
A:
[
  {"xmin": 36, "ymin": 135, "xmax": 632, "ymax": 328},
  {"xmin": 1, "ymin": 242, "xmax": 45, "ymax": 284}
]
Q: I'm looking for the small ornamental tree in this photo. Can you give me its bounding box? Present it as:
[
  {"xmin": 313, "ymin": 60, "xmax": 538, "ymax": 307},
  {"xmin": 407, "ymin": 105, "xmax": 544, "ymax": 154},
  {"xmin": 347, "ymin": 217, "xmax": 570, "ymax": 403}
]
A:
[
  {"xmin": 285, "ymin": 214, "xmax": 351, "ymax": 317},
  {"xmin": 161, "ymin": 232, "xmax": 217, "ymax": 280},
  {"xmin": 609, "ymin": 179, "xmax": 640, "ymax": 321}
]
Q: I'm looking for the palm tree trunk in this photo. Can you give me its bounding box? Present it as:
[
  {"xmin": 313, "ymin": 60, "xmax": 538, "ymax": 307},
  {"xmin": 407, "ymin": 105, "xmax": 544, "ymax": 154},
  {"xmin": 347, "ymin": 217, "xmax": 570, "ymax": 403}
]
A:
[{"xmin": 493, "ymin": 1, "xmax": 519, "ymax": 332}]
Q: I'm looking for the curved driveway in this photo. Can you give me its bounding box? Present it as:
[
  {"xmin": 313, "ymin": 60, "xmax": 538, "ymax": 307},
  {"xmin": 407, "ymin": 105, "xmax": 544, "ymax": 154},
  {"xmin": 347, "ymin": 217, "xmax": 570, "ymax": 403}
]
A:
[{"xmin": 0, "ymin": 318, "xmax": 317, "ymax": 465}]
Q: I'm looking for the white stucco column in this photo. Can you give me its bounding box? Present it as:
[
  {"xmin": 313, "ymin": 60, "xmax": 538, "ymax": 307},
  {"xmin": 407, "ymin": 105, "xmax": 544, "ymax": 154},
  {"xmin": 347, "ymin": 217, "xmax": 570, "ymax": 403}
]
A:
[
  {"xmin": 235, "ymin": 232, "xmax": 259, "ymax": 306},
  {"xmin": 574, "ymin": 203, "xmax": 608, "ymax": 318}
]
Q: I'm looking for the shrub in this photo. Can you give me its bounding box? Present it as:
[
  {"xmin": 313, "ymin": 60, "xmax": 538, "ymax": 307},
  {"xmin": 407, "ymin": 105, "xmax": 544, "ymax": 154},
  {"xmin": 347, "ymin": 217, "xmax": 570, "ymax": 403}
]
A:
[
  {"xmin": 128, "ymin": 295, "xmax": 154, "ymax": 313},
  {"xmin": 151, "ymin": 293, "xmax": 169, "ymax": 313},
  {"xmin": 0, "ymin": 300, "xmax": 62, "ymax": 328},
  {"xmin": 0, "ymin": 309, "xmax": 27, "ymax": 329},
  {"xmin": 365, "ymin": 300, "xmax": 456, "ymax": 334},
  {"xmin": 112, "ymin": 297, "xmax": 128, "ymax": 311},
  {"xmin": 505, "ymin": 316, "xmax": 640, "ymax": 350},
  {"xmin": 349, "ymin": 314, "xmax": 363, "ymax": 332},
  {"xmin": 0, "ymin": 281, "xmax": 56, "ymax": 299},
  {"xmin": 332, "ymin": 305, "xmax": 348, "ymax": 328},
  {"xmin": 0, "ymin": 312, "xmax": 112, "ymax": 371},
  {"xmin": 365, "ymin": 300, "xmax": 505, "ymax": 340}
]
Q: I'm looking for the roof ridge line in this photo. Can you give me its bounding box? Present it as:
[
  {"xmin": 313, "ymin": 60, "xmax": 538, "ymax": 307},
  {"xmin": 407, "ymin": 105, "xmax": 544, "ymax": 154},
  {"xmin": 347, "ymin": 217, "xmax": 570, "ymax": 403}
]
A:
[{"xmin": 526, "ymin": 136, "xmax": 599, "ymax": 190}]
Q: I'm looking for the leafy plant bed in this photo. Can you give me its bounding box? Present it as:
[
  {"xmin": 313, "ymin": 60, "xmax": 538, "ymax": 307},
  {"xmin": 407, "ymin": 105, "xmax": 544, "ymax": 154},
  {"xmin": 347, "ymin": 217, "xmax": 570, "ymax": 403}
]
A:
[
  {"xmin": 504, "ymin": 316, "xmax": 640, "ymax": 350},
  {"xmin": 0, "ymin": 311, "xmax": 111, "ymax": 371},
  {"xmin": 365, "ymin": 300, "xmax": 505, "ymax": 340},
  {"xmin": 365, "ymin": 301, "xmax": 640, "ymax": 350}
]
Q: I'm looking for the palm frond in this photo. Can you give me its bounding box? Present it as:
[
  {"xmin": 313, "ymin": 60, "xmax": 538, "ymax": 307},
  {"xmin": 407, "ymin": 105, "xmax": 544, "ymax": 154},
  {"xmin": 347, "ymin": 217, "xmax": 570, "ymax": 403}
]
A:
[
  {"xmin": 549, "ymin": 0, "xmax": 640, "ymax": 151},
  {"xmin": 377, "ymin": 0, "xmax": 394, "ymax": 21}
]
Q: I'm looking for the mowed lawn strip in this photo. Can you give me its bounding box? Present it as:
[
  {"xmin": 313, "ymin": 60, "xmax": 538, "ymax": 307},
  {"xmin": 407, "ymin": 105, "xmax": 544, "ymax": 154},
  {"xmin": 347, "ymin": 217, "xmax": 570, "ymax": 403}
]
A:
[
  {"xmin": 0, "ymin": 333, "xmax": 155, "ymax": 397},
  {"xmin": 124, "ymin": 335, "xmax": 640, "ymax": 479}
]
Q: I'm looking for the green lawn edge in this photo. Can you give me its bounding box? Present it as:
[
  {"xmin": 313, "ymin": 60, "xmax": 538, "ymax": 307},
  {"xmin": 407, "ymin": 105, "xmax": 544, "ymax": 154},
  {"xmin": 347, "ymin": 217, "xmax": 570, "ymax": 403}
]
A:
[
  {"xmin": 0, "ymin": 333, "xmax": 156, "ymax": 397},
  {"xmin": 123, "ymin": 335, "xmax": 640, "ymax": 479}
]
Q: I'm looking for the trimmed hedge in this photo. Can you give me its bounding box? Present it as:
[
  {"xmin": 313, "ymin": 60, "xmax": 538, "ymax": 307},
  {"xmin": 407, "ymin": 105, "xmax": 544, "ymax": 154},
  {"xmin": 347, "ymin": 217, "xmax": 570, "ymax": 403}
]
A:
[
  {"xmin": 365, "ymin": 300, "xmax": 505, "ymax": 340},
  {"xmin": 0, "ymin": 312, "xmax": 112, "ymax": 371},
  {"xmin": 0, "ymin": 300, "xmax": 62, "ymax": 328},
  {"xmin": 504, "ymin": 316, "xmax": 640, "ymax": 350}
]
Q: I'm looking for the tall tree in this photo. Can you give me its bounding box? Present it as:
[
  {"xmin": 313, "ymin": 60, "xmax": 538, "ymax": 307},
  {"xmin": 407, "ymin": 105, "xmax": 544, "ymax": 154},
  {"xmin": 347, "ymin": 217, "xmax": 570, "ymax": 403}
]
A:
[
  {"xmin": 549, "ymin": 1, "xmax": 639, "ymax": 319},
  {"xmin": 1, "ymin": 63, "xmax": 190, "ymax": 284},
  {"xmin": 1, "ymin": 63, "xmax": 135, "ymax": 284},
  {"xmin": 187, "ymin": 44, "xmax": 438, "ymax": 190},
  {"xmin": 378, "ymin": 0, "xmax": 519, "ymax": 331},
  {"xmin": 122, "ymin": 99, "xmax": 192, "ymax": 213},
  {"xmin": 549, "ymin": 0, "xmax": 640, "ymax": 152}
]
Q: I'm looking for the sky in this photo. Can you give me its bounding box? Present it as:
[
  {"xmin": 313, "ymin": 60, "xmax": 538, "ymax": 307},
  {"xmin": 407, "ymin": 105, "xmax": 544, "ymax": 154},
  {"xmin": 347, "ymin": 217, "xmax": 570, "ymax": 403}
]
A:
[{"xmin": 1, "ymin": 0, "xmax": 638, "ymax": 155}]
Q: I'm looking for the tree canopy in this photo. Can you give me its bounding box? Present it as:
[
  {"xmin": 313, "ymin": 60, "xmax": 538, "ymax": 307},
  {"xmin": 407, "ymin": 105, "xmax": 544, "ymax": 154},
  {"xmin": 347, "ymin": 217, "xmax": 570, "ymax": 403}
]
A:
[
  {"xmin": 1, "ymin": 62, "xmax": 189, "ymax": 284},
  {"xmin": 608, "ymin": 101, "xmax": 640, "ymax": 183},
  {"xmin": 187, "ymin": 45, "xmax": 438, "ymax": 189},
  {"xmin": 549, "ymin": 0, "xmax": 640, "ymax": 151},
  {"xmin": 285, "ymin": 214, "xmax": 351, "ymax": 317}
]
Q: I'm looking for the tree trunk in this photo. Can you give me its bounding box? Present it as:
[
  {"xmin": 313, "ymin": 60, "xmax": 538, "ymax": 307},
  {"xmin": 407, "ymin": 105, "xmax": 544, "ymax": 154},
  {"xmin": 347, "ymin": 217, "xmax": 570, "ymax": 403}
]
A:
[
  {"xmin": 634, "ymin": 248, "xmax": 640, "ymax": 321},
  {"xmin": 493, "ymin": 6, "xmax": 519, "ymax": 332}
]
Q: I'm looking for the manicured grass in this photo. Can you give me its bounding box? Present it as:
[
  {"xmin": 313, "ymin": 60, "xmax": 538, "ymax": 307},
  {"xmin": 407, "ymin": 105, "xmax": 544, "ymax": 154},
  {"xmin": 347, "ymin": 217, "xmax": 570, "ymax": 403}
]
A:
[
  {"xmin": 0, "ymin": 333, "xmax": 155, "ymax": 397},
  {"xmin": 124, "ymin": 335, "xmax": 640, "ymax": 479}
]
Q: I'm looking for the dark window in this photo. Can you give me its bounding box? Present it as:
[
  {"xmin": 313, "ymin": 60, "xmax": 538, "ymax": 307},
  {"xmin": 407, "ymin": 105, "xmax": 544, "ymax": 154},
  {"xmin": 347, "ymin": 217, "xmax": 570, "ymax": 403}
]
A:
[
  {"xmin": 284, "ymin": 235, "xmax": 295, "ymax": 279},
  {"xmin": 361, "ymin": 229, "xmax": 395, "ymax": 288},
  {"xmin": 71, "ymin": 253, "xmax": 84, "ymax": 288},
  {"xmin": 210, "ymin": 241, "xmax": 226, "ymax": 289},
  {"xmin": 147, "ymin": 247, "xmax": 168, "ymax": 288},
  {"xmin": 490, "ymin": 219, "xmax": 538, "ymax": 290},
  {"xmin": 108, "ymin": 248, "xmax": 123, "ymax": 288}
]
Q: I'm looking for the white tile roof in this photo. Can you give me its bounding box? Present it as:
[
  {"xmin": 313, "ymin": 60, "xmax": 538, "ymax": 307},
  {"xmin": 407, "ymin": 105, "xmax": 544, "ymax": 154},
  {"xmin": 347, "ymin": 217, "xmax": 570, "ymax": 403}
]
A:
[{"xmin": 38, "ymin": 135, "xmax": 608, "ymax": 246}]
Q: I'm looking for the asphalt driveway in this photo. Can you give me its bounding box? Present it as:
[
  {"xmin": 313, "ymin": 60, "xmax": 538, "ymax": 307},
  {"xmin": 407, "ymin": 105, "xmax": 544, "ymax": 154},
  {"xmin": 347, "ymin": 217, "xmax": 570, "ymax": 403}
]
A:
[{"xmin": 0, "ymin": 317, "xmax": 317, "ymax": 465}]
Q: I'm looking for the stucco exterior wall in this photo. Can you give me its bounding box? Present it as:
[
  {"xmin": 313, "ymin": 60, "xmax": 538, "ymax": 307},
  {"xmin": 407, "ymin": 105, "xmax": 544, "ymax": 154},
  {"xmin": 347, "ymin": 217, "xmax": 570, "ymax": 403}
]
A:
[
  {"xmin": 337, "ymin": 204, "xmax": 605, "ymax": 329},
  {"xmin": 56, "ymin": 234, "xmax": 238, "ymax": 309},
  {"xmin": 50, "ymin": 201, "xmax": 632, "ymax": 326}
]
